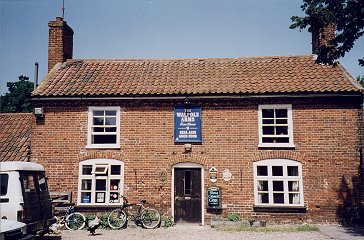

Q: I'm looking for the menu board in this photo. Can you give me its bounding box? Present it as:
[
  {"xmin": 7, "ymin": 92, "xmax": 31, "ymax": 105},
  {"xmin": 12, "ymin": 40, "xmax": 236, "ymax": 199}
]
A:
[{"xmin": 207, "ymin": 187, "xmax": 221, "ymax": 209}]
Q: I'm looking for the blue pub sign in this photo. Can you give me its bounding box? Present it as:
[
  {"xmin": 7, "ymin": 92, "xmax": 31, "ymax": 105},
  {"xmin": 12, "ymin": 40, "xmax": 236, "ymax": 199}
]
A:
[{"xmin": 174, "ymin": 106, "xmax": 202, "ymax": 143}]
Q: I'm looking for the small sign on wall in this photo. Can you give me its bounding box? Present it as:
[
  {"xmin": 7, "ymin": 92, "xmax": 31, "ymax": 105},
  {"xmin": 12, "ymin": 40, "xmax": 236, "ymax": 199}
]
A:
[
  {"xmin": 174, "ymin": 106, "xmax": 202, "ymax": 143},
  {"xmin": 207, "ymin": 187, "xmax": 221, "ymax": 209}
]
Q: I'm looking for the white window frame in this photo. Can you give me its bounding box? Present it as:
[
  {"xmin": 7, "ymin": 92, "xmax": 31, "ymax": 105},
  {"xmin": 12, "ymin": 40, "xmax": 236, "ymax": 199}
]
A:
[
  {"xmin": 87, "ymin": 106, "xmax": 120, "ymax": 149},
  {"xmin": 258, "ymin": 104, "xmax": 295, "ymax": 148},
  {"xmin": 253, "ymin": 159, "xmax": 304, "ymax": 207},
  {"xmin": 77, "ymin": 159, "xmax": 124, "ymax": 206}
]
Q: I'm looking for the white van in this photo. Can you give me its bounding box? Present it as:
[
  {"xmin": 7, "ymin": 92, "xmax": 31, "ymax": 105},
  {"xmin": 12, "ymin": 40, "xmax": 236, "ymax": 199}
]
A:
[{"xmin": 0, "ymin": 162, "xmax": 56, "ymax": 235}]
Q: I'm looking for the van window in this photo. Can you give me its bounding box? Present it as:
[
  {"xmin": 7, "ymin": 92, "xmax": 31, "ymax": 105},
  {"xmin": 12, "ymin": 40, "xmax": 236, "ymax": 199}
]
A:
[
  {"xmin": 0, "ymin": 174, "xmax": 8, "ymax": 196},
  {"xmin": 22, "ymin": 174, "xmax": 36, "ymax": 192},
  {"xmin": 37, "ymin": 174, "xmax": 48, "ymax": 192}
]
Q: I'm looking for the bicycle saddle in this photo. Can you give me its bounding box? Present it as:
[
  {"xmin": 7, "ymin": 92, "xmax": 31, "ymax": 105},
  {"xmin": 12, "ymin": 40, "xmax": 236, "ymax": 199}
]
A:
[{"xmin": 139, "ymin": 200, "xmax": 146, "ymax": 204}]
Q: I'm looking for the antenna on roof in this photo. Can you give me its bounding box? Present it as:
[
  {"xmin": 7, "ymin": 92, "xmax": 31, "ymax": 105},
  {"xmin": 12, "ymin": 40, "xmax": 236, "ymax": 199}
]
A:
[{"xmin": 62, "ymin": 0, "xmax": 65, "ymax": 19}]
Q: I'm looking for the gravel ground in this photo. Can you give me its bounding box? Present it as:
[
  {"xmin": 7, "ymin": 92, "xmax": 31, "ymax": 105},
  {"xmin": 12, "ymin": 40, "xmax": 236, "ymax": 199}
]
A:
[{"xmin": 41, "ymin": 225, "xmax": 331, "ymax": 240}]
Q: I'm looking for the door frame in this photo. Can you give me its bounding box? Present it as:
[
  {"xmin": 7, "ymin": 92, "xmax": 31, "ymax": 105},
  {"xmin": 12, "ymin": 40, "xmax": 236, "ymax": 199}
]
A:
[{"xmin": 171, "ymin": 162, "xmax": 205, "ymax": 225}]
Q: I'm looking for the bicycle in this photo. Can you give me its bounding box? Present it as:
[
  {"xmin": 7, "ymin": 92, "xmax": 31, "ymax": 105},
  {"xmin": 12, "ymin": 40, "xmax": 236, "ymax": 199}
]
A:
[
  {"xmin": 56, "ymin": 203, "xmax": 86, "ymax": 230},
  {"xmin": 107, "ymin": 195, "xmax": 161, "ymax": 229}
]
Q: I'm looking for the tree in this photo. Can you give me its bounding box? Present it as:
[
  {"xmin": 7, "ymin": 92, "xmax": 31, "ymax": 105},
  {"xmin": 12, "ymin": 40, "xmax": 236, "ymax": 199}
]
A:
[
  {"xmin": 290, "ymin": 0, "xmax": 364, "ymax": 66},
  {"xmin": 358, "ymin": 76, "xmax": 364, "ymax": 88},
  {"xmin": 0, "ymin": 75, "xmax": 34, "ymax": 113}
]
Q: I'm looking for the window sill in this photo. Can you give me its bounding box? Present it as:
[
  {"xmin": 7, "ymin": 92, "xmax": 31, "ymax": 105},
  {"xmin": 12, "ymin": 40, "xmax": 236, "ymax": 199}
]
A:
[
  {"xmin": 76, "ymin": 204, "xmax": 120, "ymax": 209},
  {"xmin": 85, "ymin": 145, "xmax": 120, "ymax": 149},
  {"xmin": 258, "ymin": 144, "xmax": 295, "ymax": 149},
  {"xmin": 254, "ymin": 205, "xmax": 306, "ymax": 213}
]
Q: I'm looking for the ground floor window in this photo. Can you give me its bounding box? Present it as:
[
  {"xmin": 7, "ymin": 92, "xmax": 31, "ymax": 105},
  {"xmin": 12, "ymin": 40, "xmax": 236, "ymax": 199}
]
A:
[
  {"xmin": 77, "ymin": 159, "xmax": 124, "ymax": 206},
  {"xmin": 253, "ymin": 159, "xmax": 303, "ymax": 207}
]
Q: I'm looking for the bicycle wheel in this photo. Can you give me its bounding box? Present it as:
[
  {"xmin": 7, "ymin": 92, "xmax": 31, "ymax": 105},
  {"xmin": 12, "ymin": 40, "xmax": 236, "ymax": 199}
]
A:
[
  {"xmin": 65, "ymin": 212, "xmax": 86, "ymax": 230},
  {"xmin": 141, "ymin": 208, "xmax": 161, "ymax": 229},
  {"xmin": 108, "ymin": 209, "xmax": 127, "ymax": 229}
]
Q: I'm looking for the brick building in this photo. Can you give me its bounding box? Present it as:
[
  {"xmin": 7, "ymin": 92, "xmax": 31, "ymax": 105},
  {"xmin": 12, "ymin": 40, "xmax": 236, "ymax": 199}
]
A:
[{"xmin": 31, "ymin": 17, "xmax": 363, "ymax": 225}]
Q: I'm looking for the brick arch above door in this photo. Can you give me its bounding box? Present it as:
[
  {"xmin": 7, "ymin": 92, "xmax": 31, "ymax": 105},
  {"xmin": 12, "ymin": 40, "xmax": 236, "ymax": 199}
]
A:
[
  {"xmin": 168, "ymin": 154, "xmax": 210, "ymax": 167},
  {"xmin": 78, "ymin": 150, "xmax": 125, "ymax": 162}
]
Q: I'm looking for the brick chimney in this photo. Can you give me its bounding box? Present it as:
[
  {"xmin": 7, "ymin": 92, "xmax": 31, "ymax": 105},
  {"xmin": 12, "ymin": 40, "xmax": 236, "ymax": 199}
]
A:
[
  {"xmin": 312, "ymin": 23, "xmax": 336, "ymax": 54},
  {"xmin": 48, "ymin": 17, "xmax": 74, "ymax": 72}
]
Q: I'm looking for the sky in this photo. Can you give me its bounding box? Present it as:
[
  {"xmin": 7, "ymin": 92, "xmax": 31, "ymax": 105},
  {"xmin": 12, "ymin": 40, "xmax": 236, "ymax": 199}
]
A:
[{"xmin": 1, "ymin": 0, "xmax": 363, "ymax": 95}]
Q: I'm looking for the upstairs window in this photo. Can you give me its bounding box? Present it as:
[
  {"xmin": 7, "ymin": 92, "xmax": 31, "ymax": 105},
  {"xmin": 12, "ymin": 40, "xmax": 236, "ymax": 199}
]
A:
[
  {"xmin": 258, "ymin": 104, "xmax": 294, "ymax": 148},
  {"xmin": 87, "ymin": 107, "xmax": 120, "ymax": 148}
]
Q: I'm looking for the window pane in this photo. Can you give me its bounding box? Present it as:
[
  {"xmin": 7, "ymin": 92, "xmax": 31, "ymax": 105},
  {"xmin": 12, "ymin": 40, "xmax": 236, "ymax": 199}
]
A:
[
  {"xmin": 257, "ymin": 180, "xmax": 268, "ymax": 191},
  {"xmin": 110, "ymin": 192, "xmax": 120, "ymax": 203},
  {"xmin": 82, "ymin": 165, "xmax": 92, "ymax": 175},
  {"xmin": 263, "ymin": 119, "xmax": 274, "ymax": 124},
  {"xmin": 96, "ymin": 179, "xmax": 107, "ymax": 191},
  {"xmin": 184, "ymin": 171, "xmax": 191, "ymax": 195},
  {"xmin": 289, "ymin": 193, "xmax": 300, "ymax": 204},
  {"xmin": 272, "ymin": 166, "xmax": 283, "ymax": 176},
  {"xmin": 96, "ymin": 192, "xmax": 105, "ymax": 203},
  {"xmin": 82, "ymin": 179, "xmax": 92, "ymax": 190},
  {"xmin": 81, "ymin": 192, "xmax": 91, "ymax": 203},
  {"xmin": 276, "ymin": 137, "xmax": 289, "ymax": 143},
  {"xmin": 262, "ymin": 137, "xmax": 274, "ymax": 143},
  {"xmin": 93, "ymin": 127, "xmax": 104, "ymax": 132},
  {"xmin": 257, "ymin": 166, "xmax": 268, "ymax": 176},
  {"xmin": 258, "ymin": 193, "xmax": 269, "ymax": 203},
  {"xmin": 273, "ymin": 193, "xmax": 284, "ymax": 203},
  {"xmin": 93, "ymin": 135, "xmax": 117, "ymax": 144},
  {"xmin": 263, "ymin": 126, "xmax": 274, "ymax": 135},
  {"xmin": 105, "ymin": 127, "xmax": 117, "ymax": 133},
  {"xmin": 94, "ymin": 166, "xmax": 107, "ymax": 174},
  {"xmin": 276, "ymin": 119, "xmax": 287, "ymax": 124},
  {"xmin": 93, "ymin": 117, "xmax": 104, "ymax": 125},
  {"xmin": 38, "ymin": 174, "xmax": 48, "ymax": 191},
  {"xmin": 273, "ymin": 181, "xmax": 284, "ymax": 191},
  {"xmin": 262, "ymin": 109, "xmax": 274, "ymax": 118},
  {"xmin": 111, "ymin": 165, "xmax": 121, "ymax": 175},
  {"xmin": 275, "ymin": 109, "xmax": 287, "ymax": 118},
  {"xmin": 287, "ymin": 166, "xmax": 299, "ymax": 176},
  {"xmin": 288, "ymin": 181, "xmax": 300, "ymax": 191},
  {"xmin": 105, "ymin": 111, "xmax": 116, "ymax": 116},
  {"xmin": 0, "ymin": 174, "xmax": 9, "ymax": 196},
  {"xmin": 110, "ymin": 179, "xmax": 120, "ymax": 190},
  {"xmin": 22, "ymin": 174, "xmax": 36, "ymax": 192},
  {"xmin": 105, "ymin": 117, "xmax": 116, "ymax": 125},
  {"xmin": 276, "ymin": 126, "xmax": 288, "ymax": 135},
  {"xmin": 93, "ymin": 111, "xmax": 104, "ymax": 116}
]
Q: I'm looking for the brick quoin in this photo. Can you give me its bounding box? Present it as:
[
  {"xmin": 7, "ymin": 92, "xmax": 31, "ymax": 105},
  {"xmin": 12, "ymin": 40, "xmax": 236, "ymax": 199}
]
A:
[{"xmin": 31, "ymin": 97, "xmax": 363, "ymax": 224}]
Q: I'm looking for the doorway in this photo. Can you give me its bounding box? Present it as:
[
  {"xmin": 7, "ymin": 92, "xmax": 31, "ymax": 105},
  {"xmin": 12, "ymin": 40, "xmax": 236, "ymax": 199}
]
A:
[{"xmin": 173, "ymin": 166, "xmax": 203, "ymax": 224}]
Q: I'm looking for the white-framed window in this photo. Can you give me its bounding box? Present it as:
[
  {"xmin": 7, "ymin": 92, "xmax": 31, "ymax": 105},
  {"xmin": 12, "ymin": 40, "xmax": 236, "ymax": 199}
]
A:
[
  {"xmin": 87, "ymin": 106, "xmax": 120, "ymax": 148},
  {"xmin": 77, "ymin": 159, "xmax": 124, "ymax": 206},
  {"xmin": 253, "ymin": 159, "xmax": 304, "ymax": 207},
  {"xmin": 258, "ymin": 104, "xmax": 294, "ymax": 148}
]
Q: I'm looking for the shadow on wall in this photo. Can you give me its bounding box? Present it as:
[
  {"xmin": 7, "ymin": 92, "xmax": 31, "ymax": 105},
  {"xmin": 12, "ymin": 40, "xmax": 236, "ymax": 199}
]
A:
[{"xmin": 336, "ymin": 149, "xmax": 364, "ymax": 226}]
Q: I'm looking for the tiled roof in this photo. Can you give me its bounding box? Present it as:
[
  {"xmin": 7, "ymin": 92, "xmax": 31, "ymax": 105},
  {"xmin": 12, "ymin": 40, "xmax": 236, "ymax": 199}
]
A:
[
  {"xmin": 32, "ymin": 55, "xmax": 362, "ymax": 97},
  {"xmin": 0, "ymin": 113, "xmax": 33, "ymax": 162}
]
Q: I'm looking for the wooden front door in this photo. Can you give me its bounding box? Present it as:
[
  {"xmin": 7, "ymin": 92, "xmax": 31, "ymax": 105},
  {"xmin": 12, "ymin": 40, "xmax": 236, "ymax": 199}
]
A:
[{"xmin": 174, "ymin": 168, "xmax": 201, "ymax": 223}]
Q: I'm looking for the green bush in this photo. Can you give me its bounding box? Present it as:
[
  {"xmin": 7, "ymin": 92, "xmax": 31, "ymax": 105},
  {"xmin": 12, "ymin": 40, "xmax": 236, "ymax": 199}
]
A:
[
  {"xmin": 227, "ymin": 213, "xmax": 241, "ymax": 222},
  {"xmin": 163, "ymin": 216, "xmax": 174, "ymax": 228}
]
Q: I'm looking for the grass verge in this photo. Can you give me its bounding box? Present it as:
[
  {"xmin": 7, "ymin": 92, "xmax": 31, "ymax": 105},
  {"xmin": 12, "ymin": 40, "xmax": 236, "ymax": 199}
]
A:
[{"xmin": 217, "ymin": 224, "xmax": 320, "ymax": 233}]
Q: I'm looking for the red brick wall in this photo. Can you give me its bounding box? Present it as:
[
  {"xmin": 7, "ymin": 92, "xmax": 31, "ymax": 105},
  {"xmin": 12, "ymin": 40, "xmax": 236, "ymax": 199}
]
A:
[
  {"xmin": 48, "ymin": 17, "xmax": 73, "ymax": 72},
  {"xmin": 312, "ymin": 23, "xmax": 336, "ymax": 54},
  {"xmin": 31, "ymin": 97, "xmax": 363, "ymax": 224}
]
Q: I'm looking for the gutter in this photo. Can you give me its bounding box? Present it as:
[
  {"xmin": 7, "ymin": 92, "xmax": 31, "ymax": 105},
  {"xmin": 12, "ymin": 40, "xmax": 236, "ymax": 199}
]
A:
[{"xmin": 31, "ymin": 93, "xmax": 363, "ymax": 101}]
